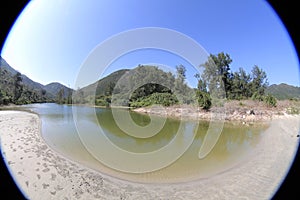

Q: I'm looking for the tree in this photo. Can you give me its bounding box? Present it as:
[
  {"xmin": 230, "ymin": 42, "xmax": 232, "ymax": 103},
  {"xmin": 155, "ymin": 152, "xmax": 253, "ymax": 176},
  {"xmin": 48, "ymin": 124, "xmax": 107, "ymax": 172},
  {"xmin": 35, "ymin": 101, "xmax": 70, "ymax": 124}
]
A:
[
  {"xmin": 67, "ymin": 89, "xmax": 72, "ymax": 104},
  {"xmin": 14, "ymin": 74, "xmax": 23, "ymax": 103},
  {"xmin": 229, "ymin": 68, "xmax": 252, "ymax": 99},
  {"xmin": 77, "ymin": 90, "xmax": 84, "ymax": 104},
  {"xmin": 194, "ymin": 73, "xmax": 211, "ymax": 110},
  {"xmin": 174, "ymin": 65, "xmax": 192, "ymax": 104},
  {"xmin": 57, "ymin": 88, "xmax": 65, "ymax": 104},
  {"xmin": 194, "ymin": 73, "xmax": 207, "ymax": 92},
  {"xmin": 175, "ymin": 64, "xmax": 187, "ymax": 93},
  {"xmin": 264, "ymin": 94, "xmax": 277, "ymax": 107},
  {"xmin": 201, "ymin": 52, "xmax": 232, "ymax": 98},
  {"xmin": 250, "ymin": 65, "xmax": 268, "ymax": 100},
  {"xmin": 196, "ymin": 91, "xmax": 212, "ymax": 110},
  {"xmin": 0, "ymin": 89, "xmax": 4, "ymax": 105},
  {"xmin": 13, "ymin": 72, "xmax": 23, "ymax": 102}
]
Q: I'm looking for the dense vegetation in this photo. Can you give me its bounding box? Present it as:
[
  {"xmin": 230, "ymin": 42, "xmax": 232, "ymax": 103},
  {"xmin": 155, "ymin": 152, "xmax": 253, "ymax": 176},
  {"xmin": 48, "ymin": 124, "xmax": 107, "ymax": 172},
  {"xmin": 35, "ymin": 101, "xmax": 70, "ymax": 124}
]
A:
[
  {"xmin": 2, "ymin": 53, "xmax": 298, "ymax": 109},
  {"xmin": 72, "ymin": 69, "xmax": 129, "ymax": 106},
  {"xmin": 74, "ymin": 65, "xmax": 193, "ymax": 107},
  {"xmin": 196, "ymin": 52, "xmax": 278, "ymax": 109},
  {"xmin": 72, "ymin": 52, "xmax": 284, "ymax": 110},
  {"xmin": 266, "ymin": 83, "xmax": 300, "ymax": 100},
  {"xmin": 0, "ymin": 68, "xmax": 50, "ymax": 105},
  {"xmin": 0, "ymin": 57, "xmax": 73, "ymax": 105}
]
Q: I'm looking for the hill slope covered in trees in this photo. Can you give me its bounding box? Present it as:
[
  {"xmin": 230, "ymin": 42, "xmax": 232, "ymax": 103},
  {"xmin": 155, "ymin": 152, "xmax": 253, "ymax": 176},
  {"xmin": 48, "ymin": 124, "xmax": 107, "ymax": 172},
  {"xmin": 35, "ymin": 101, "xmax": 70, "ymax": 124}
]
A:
[
  {"xmin": 74, "ymin": 52, "xmax": 299, "ymax": 109},
  {"xmin": 0, "ymin": 57, "xmax": 73, "ymax": 105},
  {"xmin": 266, "ymin": 83, "xmax": 300, "ymax": 100}
]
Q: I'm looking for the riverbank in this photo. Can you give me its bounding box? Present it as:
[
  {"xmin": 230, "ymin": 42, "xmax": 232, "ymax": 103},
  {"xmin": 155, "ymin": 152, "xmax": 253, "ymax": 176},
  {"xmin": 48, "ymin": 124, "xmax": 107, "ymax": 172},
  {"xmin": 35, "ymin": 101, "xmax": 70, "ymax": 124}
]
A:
[
  {"xmin": 133, "ymin": 99, "xmax": 300, "ymax": 124},
  {"xmin": 0, "ymin": 110, "xmax": 299, "ymax": 199}
]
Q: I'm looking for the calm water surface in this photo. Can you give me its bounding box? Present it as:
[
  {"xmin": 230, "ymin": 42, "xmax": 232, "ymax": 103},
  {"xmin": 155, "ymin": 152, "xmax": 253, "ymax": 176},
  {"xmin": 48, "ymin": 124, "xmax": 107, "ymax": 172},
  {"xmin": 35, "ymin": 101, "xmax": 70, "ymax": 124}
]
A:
[{"xmin": 21, "ymin": 103, "xmax": 268, "ymax": 183}]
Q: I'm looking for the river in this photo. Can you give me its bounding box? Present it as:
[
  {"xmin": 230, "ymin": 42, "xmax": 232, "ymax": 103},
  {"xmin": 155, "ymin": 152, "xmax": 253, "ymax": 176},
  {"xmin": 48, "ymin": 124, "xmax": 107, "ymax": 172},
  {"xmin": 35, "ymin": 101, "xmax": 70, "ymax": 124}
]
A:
[{"xmin": 20, "ymin": 103, "xmax": 268, "ymax": 183}]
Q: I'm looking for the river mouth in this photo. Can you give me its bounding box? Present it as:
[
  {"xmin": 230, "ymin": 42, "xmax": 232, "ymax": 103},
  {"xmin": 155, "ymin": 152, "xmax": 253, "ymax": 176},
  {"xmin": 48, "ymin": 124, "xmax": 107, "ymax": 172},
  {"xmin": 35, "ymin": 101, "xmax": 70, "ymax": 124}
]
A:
[{"xmin": 20, "ymin": 103, "xmax": 269, "ymax": 183}]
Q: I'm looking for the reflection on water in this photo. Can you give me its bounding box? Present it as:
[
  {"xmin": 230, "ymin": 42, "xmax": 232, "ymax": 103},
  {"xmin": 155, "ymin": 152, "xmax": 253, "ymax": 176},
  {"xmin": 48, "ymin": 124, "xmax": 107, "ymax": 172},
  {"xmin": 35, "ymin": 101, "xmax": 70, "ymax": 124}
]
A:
[{"xmin": 21, "ymin": 103, "xmax": 268, "ymax": 183}]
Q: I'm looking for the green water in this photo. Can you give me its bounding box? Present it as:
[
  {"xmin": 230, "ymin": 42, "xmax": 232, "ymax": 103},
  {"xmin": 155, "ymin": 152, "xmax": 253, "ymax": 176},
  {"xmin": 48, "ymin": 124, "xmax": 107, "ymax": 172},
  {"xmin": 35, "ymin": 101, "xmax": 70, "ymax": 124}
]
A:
[{"xmin": 21, "ymin": 103, "xmax": 268, "ymax": 183}]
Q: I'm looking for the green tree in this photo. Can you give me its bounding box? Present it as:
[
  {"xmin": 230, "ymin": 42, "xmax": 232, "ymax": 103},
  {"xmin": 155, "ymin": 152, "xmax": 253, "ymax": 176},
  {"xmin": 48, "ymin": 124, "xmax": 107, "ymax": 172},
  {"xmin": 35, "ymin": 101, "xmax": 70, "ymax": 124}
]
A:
[
  {"xmin": 78, "ymin": 90, "xmax": 85, "ymax": 104},
  {"xmin": 264, "ymin": 94, "xmax": 277, "ymax": 107},
  {"xmin": 13, "ymin": 72, "xmax": 23, "ymax": 102},
  {"xmin": 194, "ymin": 73, "xmax": 211, "ymax": 110},
  {"xmin": 57, "ymin": 88, "xmax": 65, "ymax": 104},
  {"xmin": 194, "ymin": 73, "xmax": 207, "ymax": 92},
  {"xmin": 0, "ymin": 89, "xmax": 5, "ymax": 105},
  {"xmin": 174, "ymin": 64, "xmax": 192, "ymax": 104},
  {"xmin": 229, "ymin": 68, "xmax": 252, "ymax": 99},
  {"xmin": 67, "ymin": 89, "xmax": 72, "ymax": 104},
  {"xmin": 201, "ymin": 52, "xmax": 232, "ymax": 98},
  {"xmin": 196, "ymin": 91, "xmax": 211, "ymax": 110},
  {"xmin": 174, "ymin": 64, "xmax": 186, "ymax": 93},
  {"xmin": 250, "ymin": 65, "xmax": 268, "ymax": 100}
]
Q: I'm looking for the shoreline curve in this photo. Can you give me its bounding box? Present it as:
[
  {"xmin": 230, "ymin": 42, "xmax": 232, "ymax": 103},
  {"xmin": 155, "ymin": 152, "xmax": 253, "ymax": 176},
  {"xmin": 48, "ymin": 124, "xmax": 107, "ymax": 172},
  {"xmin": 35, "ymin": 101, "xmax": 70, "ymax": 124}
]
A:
[{"xmin": 0, "ymin": 110, "xmax": 299, "ymax": 199}]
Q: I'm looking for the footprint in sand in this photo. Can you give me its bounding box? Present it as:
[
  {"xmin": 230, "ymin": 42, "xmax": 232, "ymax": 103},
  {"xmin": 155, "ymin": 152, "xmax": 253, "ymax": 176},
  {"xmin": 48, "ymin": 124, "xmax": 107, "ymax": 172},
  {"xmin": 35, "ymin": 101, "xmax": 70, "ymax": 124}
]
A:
[
  {"xmin": 8, "ymin": 161, "xmax": 15, "ymax": 165},
  {"xmin": 42, "ymin": 183, "xmax": 50, "ymax": 189},
  {"xmin": 42, "ymin": 168, "xmax": 50, "ymax": 173},
  {"xmin": 55, "ymin": 185, "xmax": 63, "ymax": 191},
  {"xmin": 17, "ymin": 171, "xmax": 24, "ymax": 176},
  {"xmin": 51, "ymin": 173, "xmax": 56, "ymax": 181}
]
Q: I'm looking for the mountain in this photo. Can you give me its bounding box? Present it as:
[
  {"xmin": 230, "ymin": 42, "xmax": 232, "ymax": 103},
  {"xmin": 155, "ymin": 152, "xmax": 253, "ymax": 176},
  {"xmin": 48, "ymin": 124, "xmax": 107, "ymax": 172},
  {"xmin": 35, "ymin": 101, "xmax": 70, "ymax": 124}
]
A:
[
  {"xmin": 0, "ymin": 57, "xmax": 45, "ymax": 91},
  {"xmin": 0, "ymin": 57, "xmax": 73, "ymax": 104},
  {"xmin": 44, "ymin": 82, "xmax": 72, "ymax": 98},
  {"xmin": 266, "ymin": 83, "xmax": 300, "ymax": 100},
  {"xmin": 0, "ymin": 57, "xmax": 17, "ymax": 75},
  {"xmin": 75, "ymin": 65, "xmax": 194, "ymax": 107},
  {"xmin": 79, "ymin": 69, "xmax": 130, "ymax": 97}
]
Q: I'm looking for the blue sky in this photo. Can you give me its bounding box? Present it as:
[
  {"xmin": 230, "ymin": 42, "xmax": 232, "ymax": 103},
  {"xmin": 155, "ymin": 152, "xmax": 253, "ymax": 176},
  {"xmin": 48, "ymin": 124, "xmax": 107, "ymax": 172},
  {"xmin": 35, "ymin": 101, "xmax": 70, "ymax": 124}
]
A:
[{"xmin": 1, "ymin": 0, "xmax": 299, "ymax": 89}]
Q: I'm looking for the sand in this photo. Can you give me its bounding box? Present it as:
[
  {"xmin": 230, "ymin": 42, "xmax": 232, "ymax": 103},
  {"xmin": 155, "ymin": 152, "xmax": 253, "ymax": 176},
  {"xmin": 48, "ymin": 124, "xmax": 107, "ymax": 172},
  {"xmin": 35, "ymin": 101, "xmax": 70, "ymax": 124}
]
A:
[{"xmin": 0, "ymin": 110, "xmax": 299, "ymax": 199}]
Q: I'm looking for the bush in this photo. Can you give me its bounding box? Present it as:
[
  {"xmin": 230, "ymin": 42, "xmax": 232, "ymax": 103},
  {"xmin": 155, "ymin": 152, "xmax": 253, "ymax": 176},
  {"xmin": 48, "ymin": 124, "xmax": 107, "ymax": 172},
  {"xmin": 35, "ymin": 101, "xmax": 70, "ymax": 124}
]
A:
[
  {"xmin": 264, "ymin": 94, "xmax": 277, "ymax": 107},
  {"xmin": 95, "ymin": 96, "xmax": 111, "ymax": 107},
  {"xmin": 251, "ymin": 91, "xmax": 264, "ymax": 101},
  {"xmin": 286, "ymin": 107, "xmax": 300, "ymax": 115},
  {"xmin": 196, "ymin": 91, "xmax": 212, "ymax": 110},
  {"xmin": 130, "ymin": 92, "xmax": 178, "ymax": 108}
]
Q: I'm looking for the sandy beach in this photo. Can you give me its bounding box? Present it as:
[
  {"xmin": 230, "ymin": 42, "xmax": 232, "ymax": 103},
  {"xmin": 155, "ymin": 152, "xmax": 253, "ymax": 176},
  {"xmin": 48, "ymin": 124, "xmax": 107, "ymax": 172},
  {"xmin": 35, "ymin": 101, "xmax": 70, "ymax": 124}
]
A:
[{"xmin": 0, "ymin": 110, "xmax": 299, "ymax": 199}]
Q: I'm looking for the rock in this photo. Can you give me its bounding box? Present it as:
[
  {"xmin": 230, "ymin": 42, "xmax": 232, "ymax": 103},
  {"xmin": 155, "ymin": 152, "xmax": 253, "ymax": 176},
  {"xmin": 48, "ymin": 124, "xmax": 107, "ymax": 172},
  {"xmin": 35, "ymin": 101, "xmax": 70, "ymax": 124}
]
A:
[{"xmin": 246, "ymin": 110, "xmax": 255, "ymax": 115}]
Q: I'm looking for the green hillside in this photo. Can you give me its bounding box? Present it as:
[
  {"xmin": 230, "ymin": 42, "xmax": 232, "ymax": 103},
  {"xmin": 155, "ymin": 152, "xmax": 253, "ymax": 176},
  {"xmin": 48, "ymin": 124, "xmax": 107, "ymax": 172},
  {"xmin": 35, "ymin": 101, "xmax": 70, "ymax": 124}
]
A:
[
  {"xmin": 80, "ymin": 69, "xmax": 130, "ymax": 96},
  {"xmin": 0, "ymin": 57, "xmax": 73, "ymax": 105},
  {"xmin": 44, "ymin": 82, "xmax": 73, "ymax": 99},
  {"xmin": 0, "ymin": 63, "xmax": 52, "ymax": 104},
  {"xmin": 74, "ymin": 65, "xmax": 194, "ymax": 107},
  {"xmin": 266, "ymin": 83, "xmax": 300, "ymax": 100}
]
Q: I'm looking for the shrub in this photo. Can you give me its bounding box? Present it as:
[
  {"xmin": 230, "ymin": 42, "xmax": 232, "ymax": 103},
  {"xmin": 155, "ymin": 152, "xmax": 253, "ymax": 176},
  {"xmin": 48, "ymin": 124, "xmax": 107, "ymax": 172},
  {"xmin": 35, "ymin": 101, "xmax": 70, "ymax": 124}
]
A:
[
  {"xmin": 130, "ymin": 92, "xmax": 178, "ymax": 108},
  {"xmin": 196, "ymin": 91, "xmax": 212, "ymax": 110},
  {"xmin": 286, "ymin": 107, "xmax": 300, "ymax": 115},
  {"xmin": 251, "ymin": 91, "xmax": 264, "ymax": 101},
  {"xmin": 264, "ymin": 94, "xmax": 277, "ymax": 107}
]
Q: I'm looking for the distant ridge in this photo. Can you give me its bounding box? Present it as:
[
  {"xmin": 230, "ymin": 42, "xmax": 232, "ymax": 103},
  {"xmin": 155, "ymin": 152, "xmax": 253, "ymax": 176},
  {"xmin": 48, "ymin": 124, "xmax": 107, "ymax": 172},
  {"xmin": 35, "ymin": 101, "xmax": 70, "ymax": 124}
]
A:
[
  {"xmin": 44, "ymin": 82, "xmax": 72, "ymax": 98},
  {"xmin": 266, "ymin": 83, "xmax": 300, "ymax": 100},
  {"xmin": 0, "ymin": 57, "xmax": 73, "ymax": 102},
  {"xmin": 80, "ymin": 67, "xmax": 300, "ymax": 101},
  {"xmin": 79, "ymin": 69, "xmax": 130, "ymax": 96},
  {"xmin": 2, "ymin": 56, "xmax": 300, "ymax": 103}
]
